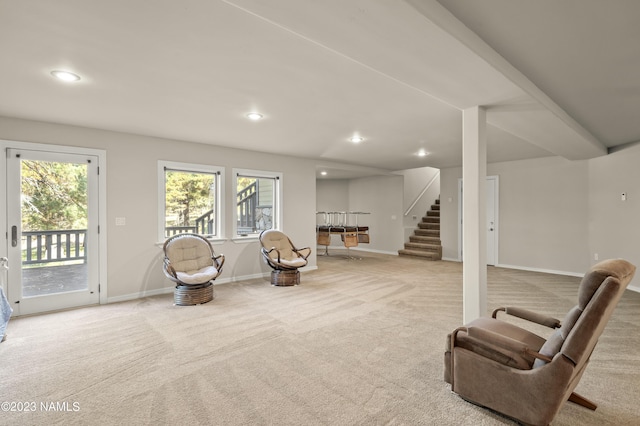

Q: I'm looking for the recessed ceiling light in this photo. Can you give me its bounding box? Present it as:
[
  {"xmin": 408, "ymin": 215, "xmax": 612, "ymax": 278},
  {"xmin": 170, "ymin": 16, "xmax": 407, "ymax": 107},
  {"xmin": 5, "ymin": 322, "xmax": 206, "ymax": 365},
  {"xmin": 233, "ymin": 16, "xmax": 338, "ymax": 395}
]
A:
[
  {"xmin": 320, "ymin": 171, "xmax": 327, "ymax": 176},
  {"xmin": 417, "ymin": 149, "xmax": 428, "ymax": 157},
  {"xmin": 349, "ymin": 135, "xmax": 364, "ymax": 143},
  {"xmin": 246, "ymin": 112, "xmax": 263, "ymax": 121},
  {"xmin": 51, "ymin": 70, "xmax": 81, "ymax": 82}
]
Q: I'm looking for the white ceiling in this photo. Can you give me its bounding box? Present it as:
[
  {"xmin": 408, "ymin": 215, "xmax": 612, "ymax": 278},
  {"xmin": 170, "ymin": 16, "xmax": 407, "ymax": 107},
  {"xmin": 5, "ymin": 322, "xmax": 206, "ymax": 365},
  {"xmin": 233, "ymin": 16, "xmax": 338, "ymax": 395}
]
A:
[{"xmin": 1, "ymin": 0, "xmax": 638, "ymax": 179}]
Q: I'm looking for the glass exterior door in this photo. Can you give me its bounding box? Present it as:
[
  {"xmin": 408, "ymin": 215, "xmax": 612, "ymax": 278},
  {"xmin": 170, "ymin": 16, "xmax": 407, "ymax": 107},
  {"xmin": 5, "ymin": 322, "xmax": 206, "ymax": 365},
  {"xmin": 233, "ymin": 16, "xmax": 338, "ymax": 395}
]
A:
[{"xmin": 6, "ymin": 148, "xmax": 99, "ymax": 316}]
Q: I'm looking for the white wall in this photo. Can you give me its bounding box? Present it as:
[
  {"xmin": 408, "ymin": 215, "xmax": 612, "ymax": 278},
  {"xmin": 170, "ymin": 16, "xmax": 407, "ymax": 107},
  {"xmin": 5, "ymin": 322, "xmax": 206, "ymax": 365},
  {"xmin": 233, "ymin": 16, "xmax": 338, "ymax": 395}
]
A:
[
  {"xmin": 588, "ymin": 142, "xmax": 640, "ymax": 278},
  {"xmin": 441, "ymin": 148, "xmax": 640, "ymax": 289},
  {"xmin": 0, "ymin": 116, "xmax": 318, "ymax": 301},
  {"xmin": 316, "ymin": 175, "xmax": 405, "ymax": 254},
  {"xmin": 315, "ymin": 179, "xmax": 349, "ymax": 222},
  {"xmin": 442, "ymin": 156, "xmax": 589, "ymax": 274},
  {"xmin": 349, "ymin": 175, "xmax": 405, "ymax": 253}
]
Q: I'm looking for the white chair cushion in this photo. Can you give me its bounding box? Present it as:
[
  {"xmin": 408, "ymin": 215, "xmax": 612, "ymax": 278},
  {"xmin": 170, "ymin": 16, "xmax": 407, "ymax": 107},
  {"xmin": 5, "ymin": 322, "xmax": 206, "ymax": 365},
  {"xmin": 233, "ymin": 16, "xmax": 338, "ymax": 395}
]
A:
[
  {"xmin": 166, "ymin": 237, "xmax": 214, "ymax": 272},
  {"xmin": 278, "ymin": 257, "xmax": 307, "ymax": 268},
  {"xmin": 176, "ymin": 265, "xmax": 220, "ymax": 285}
]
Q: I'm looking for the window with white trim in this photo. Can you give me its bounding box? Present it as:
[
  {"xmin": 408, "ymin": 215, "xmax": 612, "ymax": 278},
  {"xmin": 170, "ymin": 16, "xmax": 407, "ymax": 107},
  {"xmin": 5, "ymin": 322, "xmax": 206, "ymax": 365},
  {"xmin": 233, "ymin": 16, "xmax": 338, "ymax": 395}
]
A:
[
  {"xmin": 234, "ymin": 168, "xmax": 282, "ymax": 237},
  {"xmin": 159, "ymin": 161, "xmax": 224, "ymax": 240}
]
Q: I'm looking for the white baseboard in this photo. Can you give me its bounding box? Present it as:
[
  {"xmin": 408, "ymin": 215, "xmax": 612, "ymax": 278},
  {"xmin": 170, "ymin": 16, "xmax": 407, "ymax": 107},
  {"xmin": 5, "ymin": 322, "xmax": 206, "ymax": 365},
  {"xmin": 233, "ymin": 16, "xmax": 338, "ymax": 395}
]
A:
[
  {"xmin": 495, "ymin": 263, "xmax": 584, "ymax": 278},
  {"xmin": 107, "ymin": 286, "xmax": 174, "ymax": 304},
  {"xmin": 438, "ymin": 258, "xmax": 640, "ymax": 294},
  {"xmin": 107, "ymin": 257, "xmax": 639, "ymax": 304},
  {"xmin": 219, "ymin": 273, "xmax": 268, "ymax": 283},
  {"xmin": 441, "ymin": 257, "xmax": 584, "ymax": 277},
  {"xmin": 316, "ymin": 246, "xmax": 398, "ymax": 256},
  {"xmin": 106, "ymin": 266, "xmax": 318, "ymax": 304}
]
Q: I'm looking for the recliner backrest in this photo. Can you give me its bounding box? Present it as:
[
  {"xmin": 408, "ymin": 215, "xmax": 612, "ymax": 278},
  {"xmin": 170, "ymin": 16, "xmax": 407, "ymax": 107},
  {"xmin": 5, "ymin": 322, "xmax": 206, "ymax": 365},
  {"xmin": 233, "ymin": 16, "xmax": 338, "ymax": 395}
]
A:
[{"xmin": 533, "ymin": 259, "xmax": 635, "ymax": 368}]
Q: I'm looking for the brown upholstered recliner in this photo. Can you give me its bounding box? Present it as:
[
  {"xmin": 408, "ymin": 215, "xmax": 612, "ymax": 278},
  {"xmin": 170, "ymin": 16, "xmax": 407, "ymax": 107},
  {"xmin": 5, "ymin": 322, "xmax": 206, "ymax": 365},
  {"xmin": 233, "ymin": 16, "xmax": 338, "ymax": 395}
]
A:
[
  {"xmin": 259, "ymin": 229, "xmax": 311, "ymax": 286},
  {"xmin": 444, "ymin": 259, "xmax": 636, "ymax": 426},
  {"xmin": 163, "ymin": 233, "xmax": 225, "ymax": 305}
]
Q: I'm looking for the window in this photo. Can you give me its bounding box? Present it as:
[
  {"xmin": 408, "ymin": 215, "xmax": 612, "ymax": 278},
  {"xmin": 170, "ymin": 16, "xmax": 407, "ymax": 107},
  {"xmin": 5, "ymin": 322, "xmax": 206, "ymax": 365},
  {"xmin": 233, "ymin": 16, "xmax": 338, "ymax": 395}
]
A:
[
  {"xmin": 159, "ymin": 161, "xmax": 224, "ymax": 240},
  {"xmin": 234, "ymin": 168, "xmax": 282, "ymax": 237}
]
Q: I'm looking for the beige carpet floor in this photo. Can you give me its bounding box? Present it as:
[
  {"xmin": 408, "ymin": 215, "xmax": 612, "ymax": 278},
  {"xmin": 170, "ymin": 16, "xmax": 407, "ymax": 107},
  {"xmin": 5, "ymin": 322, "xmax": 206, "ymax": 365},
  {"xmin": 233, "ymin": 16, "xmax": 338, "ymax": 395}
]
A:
[{"xmin": 1, "ymin": 252, "xmax": 639, "ymax": 425}]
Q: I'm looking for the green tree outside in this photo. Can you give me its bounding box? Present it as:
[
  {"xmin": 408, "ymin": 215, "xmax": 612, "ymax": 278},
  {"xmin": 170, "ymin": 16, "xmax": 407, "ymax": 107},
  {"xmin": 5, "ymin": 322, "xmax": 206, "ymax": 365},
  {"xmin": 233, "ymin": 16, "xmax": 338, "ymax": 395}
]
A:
[
  {"xmin": 165, "ymin": 170, "xmax": 215, "ymax": 230},
  {"xmin": 21, "ymin": 160, "xmax": 87, "ymax": 231}
]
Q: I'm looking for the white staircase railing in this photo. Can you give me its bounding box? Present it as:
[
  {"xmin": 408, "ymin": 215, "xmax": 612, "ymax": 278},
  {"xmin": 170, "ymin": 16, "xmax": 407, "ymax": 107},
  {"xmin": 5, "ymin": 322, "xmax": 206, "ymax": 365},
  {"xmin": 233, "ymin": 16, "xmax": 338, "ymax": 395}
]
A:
[{"xmin": 404, "ymin": 171, "xmax": 440, "ymax": 216}]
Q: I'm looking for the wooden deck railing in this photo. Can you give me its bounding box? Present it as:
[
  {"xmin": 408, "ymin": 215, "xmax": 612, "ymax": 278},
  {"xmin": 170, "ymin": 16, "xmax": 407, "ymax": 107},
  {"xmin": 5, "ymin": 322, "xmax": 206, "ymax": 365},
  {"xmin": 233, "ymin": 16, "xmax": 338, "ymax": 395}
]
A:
[
  {"xmin": 237, "ymin": 182, "xmax": 256, "ymax": 232},
  {"xmin": 164, "ymin": 183, "xmax": 257, "ymax": 237},
  {"xmin": 165, "ymin": 209, "xmax": 215, "ymax": 237},
  {"xmin": 22, "ymin": 230, "xmax": 86, "ymax": 265}
]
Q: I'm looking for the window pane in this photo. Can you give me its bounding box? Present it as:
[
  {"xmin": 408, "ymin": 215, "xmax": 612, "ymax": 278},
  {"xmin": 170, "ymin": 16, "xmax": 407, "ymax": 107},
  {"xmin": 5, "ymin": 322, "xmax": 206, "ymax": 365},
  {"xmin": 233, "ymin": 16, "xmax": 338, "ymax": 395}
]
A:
[
  {"xmin": 165, "ymin": 170, "xmax": 216, "ymax": 237},
  {"xmin": 237, "ymin": 175, "xmax": 275, "ymax": 235}
]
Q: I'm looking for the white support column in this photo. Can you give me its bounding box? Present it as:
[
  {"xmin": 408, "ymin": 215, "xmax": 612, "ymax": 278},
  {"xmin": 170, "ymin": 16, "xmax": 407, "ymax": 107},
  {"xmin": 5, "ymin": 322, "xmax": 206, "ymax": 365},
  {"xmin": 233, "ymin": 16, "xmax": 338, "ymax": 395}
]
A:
[{"xmin": 462, "ymin": 106, "xmax": 487, "ymax": 323}]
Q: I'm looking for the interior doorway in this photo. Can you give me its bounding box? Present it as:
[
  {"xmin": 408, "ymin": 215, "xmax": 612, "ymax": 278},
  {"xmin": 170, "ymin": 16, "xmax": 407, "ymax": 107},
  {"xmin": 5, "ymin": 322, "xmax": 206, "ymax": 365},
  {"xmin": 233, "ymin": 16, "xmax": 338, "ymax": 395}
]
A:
[{"xmin": 457, "ymin": 176, "xmax": 499, "ymax": 265}]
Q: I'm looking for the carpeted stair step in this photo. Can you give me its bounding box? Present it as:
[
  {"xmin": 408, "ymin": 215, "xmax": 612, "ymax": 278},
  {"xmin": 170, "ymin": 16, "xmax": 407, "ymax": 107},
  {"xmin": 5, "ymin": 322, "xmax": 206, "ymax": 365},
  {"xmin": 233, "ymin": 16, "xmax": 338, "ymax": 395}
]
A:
[
  {"xmin": 422, "ymin": 216, "xmax": 440, "ymax": 223},
  {"xmin": 409, "ymin": 235, "xmax": 441, "ymax": 244},
  {"xmin": 404, "ymin": 242, "xmax": 441, "ymax": 251},
  {"xmin": 418, "ymin": 222, "xmax": 440, "ymax": 230},
  {"xmin": 415, "ymin": 229, "xmax": 440, "ymax": 237},
  {"xmin": 397, "ymin": 248, "xmax": 441, "ymax": 260}
]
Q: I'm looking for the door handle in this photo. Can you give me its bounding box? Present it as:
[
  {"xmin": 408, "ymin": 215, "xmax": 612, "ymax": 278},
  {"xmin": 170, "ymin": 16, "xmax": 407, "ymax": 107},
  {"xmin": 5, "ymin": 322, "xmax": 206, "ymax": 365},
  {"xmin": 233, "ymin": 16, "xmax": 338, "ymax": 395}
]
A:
[{"xmin": 11, "ymin": 225, "xmax": 17, "ymax": 247}]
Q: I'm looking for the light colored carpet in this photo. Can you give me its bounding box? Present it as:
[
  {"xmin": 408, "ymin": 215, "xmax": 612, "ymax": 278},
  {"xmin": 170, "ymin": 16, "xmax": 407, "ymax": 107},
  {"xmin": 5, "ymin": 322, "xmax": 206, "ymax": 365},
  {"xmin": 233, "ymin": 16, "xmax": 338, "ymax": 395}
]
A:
[{"xmin": 1, "ymin": 252, "xmax": 639, "ymax": 425}]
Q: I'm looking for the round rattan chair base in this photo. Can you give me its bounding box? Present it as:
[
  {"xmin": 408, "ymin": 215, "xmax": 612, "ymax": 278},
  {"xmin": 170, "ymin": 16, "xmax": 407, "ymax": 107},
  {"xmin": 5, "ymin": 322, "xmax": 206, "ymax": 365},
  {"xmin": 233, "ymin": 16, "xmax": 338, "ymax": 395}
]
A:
[
  {"xmin": 271, "ymin": 270, "xmax": 300, "ymax": 286},
  {"xmin": 174, "ymin": 282, "xmax": 214, "ymax": 306}
]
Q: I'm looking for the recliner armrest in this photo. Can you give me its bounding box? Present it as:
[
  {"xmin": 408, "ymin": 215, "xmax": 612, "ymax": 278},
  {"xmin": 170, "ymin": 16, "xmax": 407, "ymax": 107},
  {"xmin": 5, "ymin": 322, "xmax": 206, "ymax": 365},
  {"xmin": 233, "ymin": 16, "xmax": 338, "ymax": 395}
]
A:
[
  {"xmin": 465, "ymin": 326, "xmax": 553, "ymax": 365},
  {"xmin": 492, "ymin": 307, "xmax": 561, "ymax": 329},
  {"xmin": 466, "ymin": 326, "xmax": 528, "ymax": 356}
]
